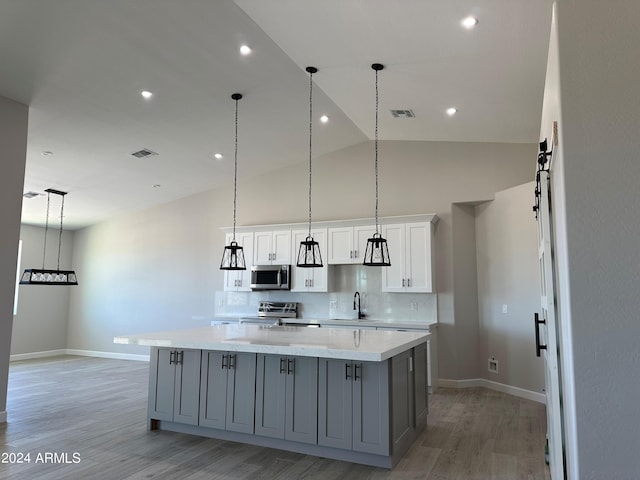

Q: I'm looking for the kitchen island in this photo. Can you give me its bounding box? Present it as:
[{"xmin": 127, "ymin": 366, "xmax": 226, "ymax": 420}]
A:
[{"xmin": 114, "ymin": 325, "xmax": 430, "ymax": 468}]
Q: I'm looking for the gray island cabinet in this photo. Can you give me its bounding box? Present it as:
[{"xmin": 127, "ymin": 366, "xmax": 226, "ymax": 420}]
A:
[{"xmin": 116, "ymin": 325, "xmax": 430, "ymax": 468}]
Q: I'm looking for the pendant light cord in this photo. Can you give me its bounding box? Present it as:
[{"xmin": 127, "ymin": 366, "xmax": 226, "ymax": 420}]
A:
[
  {"xmin": 308, "ymin": 69, "xmax": 314, "ymax": 237},
  {"xmin": 374, "ymin": 66, "xmax": 380, "ymax": 233},
  {"xmin": 57, "ymin": 194, "xmax": 65, "ymax": 271},
  {"xmin": 42, "ymin": 191, "xmax": 51, "ymax": 269},
  {"xmin": 233, "ymin": 95, "xmax": 239, "ymax": 241}
]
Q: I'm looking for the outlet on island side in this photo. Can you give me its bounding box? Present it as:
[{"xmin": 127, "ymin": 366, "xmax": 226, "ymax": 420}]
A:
[{"xmin": 488, "ymin": 357, "xmax": 499, "ymax": 374}]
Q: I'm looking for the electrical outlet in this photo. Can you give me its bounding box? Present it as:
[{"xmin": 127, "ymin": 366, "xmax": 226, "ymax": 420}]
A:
[
  {"xmin": 217, "ymin": 299, "xmax": 224, "ymax": 307},
  {"xmin": 488, "ymin": 357, "xmax": 499, "ymax": 374},
  {"xmin": 410, "ymin": 302, "xmax": 418, "ymax": 311},
  {"xmin": 329, "ymin": 300, "xmax": 338, "ymax": 309},
  {"xmin": 502, "ymin": 304, "xmax": 508, "ymax": 314}
]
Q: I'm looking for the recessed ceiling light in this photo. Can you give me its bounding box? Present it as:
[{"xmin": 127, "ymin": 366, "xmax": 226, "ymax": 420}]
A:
[
  {"xmin": 40, "ymin": 151, "xmax": 54, "ymax": 157},
  {"xmin": 214, "ymin": 153, "xmax": 223, "ymax": 160},
  {"xmin": 141, "ymin": 90, "xmax": 153, "ymax": 99},
  {"xmin": 446, "ymin": 107, "xmax": 458, "ymax": 116},
  {"xmin": 320, "ymin": 115, "xmax": 329, "ymax": 124},
  {"xmin": 461, "ymin": 16, "xmax": 478, "ymax": 29},
  {"xmin": 239, "ymin": 45, "xmax": 252, "ymax": 56}
]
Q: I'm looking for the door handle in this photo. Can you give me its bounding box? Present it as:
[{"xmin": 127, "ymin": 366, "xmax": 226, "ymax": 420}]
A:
[
  {"xmin": 169, "ymin": 351, "xmax": 176, "ymax": 365},
  {"xmin": 279, "ymin": 357, "xmax": 286, "ymax": 374},
  {"xmin": 345, "ymin": 362, "xmax": 352, "ymax": 380},
  {"xmin": 221, "ymin": 354, "xmax": 228, "ymax": 369},
  {"xmin": 228, "ymin": 354, "xmax": 236, "ymax": 370},
  {"xmin": 287, "ymin": 358, "xmax": 295, "ymax": 375},
  {"xmin": 176, "ymin": 351, "xmax": 184, "ymax": 365},
  {"xmin": 534, "ymin": 313, "xmax": 547, "ymax": 357},
  {"xmin": 354, "ymin": 363, "xmax": 361, "ymax": 381}
]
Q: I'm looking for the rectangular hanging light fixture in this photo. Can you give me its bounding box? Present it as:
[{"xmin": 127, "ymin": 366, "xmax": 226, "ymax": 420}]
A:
[{"xmin": 20, "ymin": 188, "xmax": 79, "ymax": 286}]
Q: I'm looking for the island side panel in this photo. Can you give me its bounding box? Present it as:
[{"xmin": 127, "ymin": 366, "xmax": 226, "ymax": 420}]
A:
[{"xmin": 352, "ymin": 360, "xmax": 391, "ymax": 456}]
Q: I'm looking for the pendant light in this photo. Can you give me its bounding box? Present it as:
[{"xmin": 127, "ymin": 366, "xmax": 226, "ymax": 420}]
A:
[
  {"xmin": 296, "ymin": 66, "xmax": 323, "ymax": 268},
  {"xmin": 20, "ymin": 188, "xmax": 79, "ymax": 285},
  {"xmin": 220, "ymin": 93, "xmax": 246, "ymax": 271},
  {"xmin": 363, "ymin": 63, "xmax": 391, "ymax": 267}
]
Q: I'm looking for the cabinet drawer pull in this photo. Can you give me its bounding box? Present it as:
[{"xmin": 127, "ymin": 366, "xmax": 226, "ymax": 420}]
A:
[
  {"xmin": 221, "ymin": 354, "xmax": 228, "ymax": 369},
  {"xmin": 354, "ymin": 363, "xmax": 361, "ymax": 381},
  {"xmin": 345, "ymin": 363, "xmax": 352, "ymax": 380}
]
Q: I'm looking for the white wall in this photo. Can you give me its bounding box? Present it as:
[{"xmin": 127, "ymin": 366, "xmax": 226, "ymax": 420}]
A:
[
  {"xmin": 475, "ymin": 182, "xmax": 544, "ymax": 394},
  {"xmin": 552, "ymin": 1, "xmax": 640, "ymax": 477},
  {"xmin": 10, "ymin": 225, "xmax": 74, "ymax": 356},
  {"xmin": 66, "ymin": 140, "xmax": 535, "ymax": 379},
  {"xmin": 0, "ymin": 95, "xmax": 28, "ymax": 423}
]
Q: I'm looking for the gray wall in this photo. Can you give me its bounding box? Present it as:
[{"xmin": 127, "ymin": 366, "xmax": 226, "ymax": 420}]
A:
[
  {"xmin": 10, "ymin": 224, "xmax": 74, "ymax": 356},
  {"xmin": 67, "ymin": 139, "xmax": 536, "ymax": 383},
  {"xmin": 0, "ymin": 95, "xmax": 28, "ymax": 422},
  {"xmin": 552, "ymin": 1, "xmax": 640, "ymax": 477},
  {"xmin": 475, "ymin": 182, "xmax": 544, "ymax": 394}
]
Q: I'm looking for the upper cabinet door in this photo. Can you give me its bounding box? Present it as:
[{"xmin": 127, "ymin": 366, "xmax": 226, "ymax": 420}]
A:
[
  {"xmin": 327, "ymin": 227, "xmax": 355, "ymax": 264},
  {"xmin": 354, "ymin": 226, "xmax": 377, "ymax": 263},
  {"xmin": 272, "ymin": 230, "xmax": 292, "ymax": 264},
  {"xmin": 223, "ymin": 232, "xmax": 254, "ymax": 291},
  {"xmin": 381, "ymin": 224, "xmax": 405, "ymax": 292},
  {"xmin": 253, "ymin": 230, "xmax": 291, "ymax": 265},
  {"xmin": 405, "ymin": 222, "xmax": 431, "ymax": 293},
  {"xmin": 290, "ymin": 229, "xmax": 328, "ymax": 292},
  {"xmin": 381, "ymin": 222, "xmax": 434, "ymax": 293}
]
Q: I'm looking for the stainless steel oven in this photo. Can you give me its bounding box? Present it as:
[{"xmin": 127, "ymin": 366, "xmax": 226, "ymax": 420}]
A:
[{"xmin": 250, "ymin": 264, "xmax": 290, "ymax": 290}]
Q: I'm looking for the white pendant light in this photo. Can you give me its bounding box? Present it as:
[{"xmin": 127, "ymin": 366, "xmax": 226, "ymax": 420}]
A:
[
  {"xmin": 220, "ymin": 93, "xmax": 246, "ymax": 271},
  {"xmin": 363, "ymin": 63, "xmax": 391, "ymax": 267},
  {"xmin": 20, "ymin": 189, "xmax": 79, "ymax": 285},
  {"xmin": 296, "ymin": 66, "xmax": 323, "ymax": 268}
]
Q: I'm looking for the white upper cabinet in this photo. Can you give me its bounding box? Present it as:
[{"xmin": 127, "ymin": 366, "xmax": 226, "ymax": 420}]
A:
[
  {"xmin": 381, "ymin": 222, "xmax": 434, "ymax": 293},
  {"xmin": 290, "ymin": 228, "xmax": 329, "ymax": 292},
  {"xmin": 327, "ymin": 225, "xmax": 376, "ymax": 264},
  {"xmin": 223, "ymin": 232, "xmax": 254, "ymax": 292},
  {"xmin": 253, "ymin": 230, "xmax": 291, "ymax": 265}
]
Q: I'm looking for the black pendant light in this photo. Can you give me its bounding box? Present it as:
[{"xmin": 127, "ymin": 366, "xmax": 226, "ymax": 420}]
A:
[
  {"xmin": 296, "ymin": 66, "xmax": 323, "ymax": 268},
  {"xmin": 20, "ymin": 188, "xmax": 79, "ymax": 285},
  {"xmin": 363, "ymin": 63, "xmax": 391, "ymax": 267},
  {"xmin": 220, "ymin": 93, "xmax": 246, "ymax": 271}
]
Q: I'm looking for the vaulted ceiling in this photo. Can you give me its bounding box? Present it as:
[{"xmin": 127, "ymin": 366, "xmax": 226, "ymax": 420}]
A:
[{"xmin": 0, "ymin": 0, "xmax": 552, "ymax": 229}]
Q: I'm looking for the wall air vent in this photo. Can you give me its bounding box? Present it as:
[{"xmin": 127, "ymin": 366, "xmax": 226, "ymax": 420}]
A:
[
  {"xmin": 131, "ymin": 148, "xmax": 158, "ymax": 159},
  {"xmin": 390, "ymin": 109, "xmax": 415, "ymax": 118},
  {"xmin": 23, "ymin": 191, "xmax": 42, "ymax": 199}
]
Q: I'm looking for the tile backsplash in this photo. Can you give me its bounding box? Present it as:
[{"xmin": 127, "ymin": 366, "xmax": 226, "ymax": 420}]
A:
[{"xmin": 214, "ymin": 265, "xmax": 437, "ymax": 324}]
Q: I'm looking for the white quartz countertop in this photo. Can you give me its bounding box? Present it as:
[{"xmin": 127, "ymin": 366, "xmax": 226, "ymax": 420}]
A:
[
  {"xmin": 114, "ymin": 324, "xmax": 430, "ymax": 361},
  {"xmin": 212, "ymin": 316, "xmax": 437, "ymax": 330}
]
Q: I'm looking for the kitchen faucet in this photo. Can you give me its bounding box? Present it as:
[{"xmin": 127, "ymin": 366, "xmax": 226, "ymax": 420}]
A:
[{"xmin": 353, "ymin": 291, "xmax": 365, "ymax": 319}]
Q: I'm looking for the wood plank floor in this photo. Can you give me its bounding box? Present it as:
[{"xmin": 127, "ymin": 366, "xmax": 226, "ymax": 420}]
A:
[{"xmin": 0, "ymin": 356, "xmax": 550, "ymax": 480}]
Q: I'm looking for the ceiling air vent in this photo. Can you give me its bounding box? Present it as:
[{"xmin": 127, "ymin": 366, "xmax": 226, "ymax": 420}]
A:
[
  {"xmin": 390, "ymin": 109, "xmax": 415, "ymax": 119},
  {"xmin": 131, "ymin": 148, "xmax": 158, "ymax": 159},
  {"xmin": 23, "ymin": 191, "xmax": 42, "ymax": 199}
]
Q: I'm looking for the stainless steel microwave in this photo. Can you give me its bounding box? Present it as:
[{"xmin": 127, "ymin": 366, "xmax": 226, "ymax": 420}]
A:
[{"xmin": 250, "ymin": 264, "xmax": 290, "ymax": 290}]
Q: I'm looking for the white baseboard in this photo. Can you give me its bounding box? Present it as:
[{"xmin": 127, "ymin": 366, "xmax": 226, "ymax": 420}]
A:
[
  {"xmin": 10, "ymin": 349, "xmax": 149, "ymax": 363},
  {"xmin": 66, "ymin": 349, "xmax": 150, "ymax": 362},
  {"xmin": 0, "ymin": 410, "xmax": 6, "ymax": 423},
  {"xmin": 10, "ymin": 349, "xmax": 67, "ymax": 362},
  {"xmin": 438, "ymin": 377, "xmax": 546, "ymax": 404}
]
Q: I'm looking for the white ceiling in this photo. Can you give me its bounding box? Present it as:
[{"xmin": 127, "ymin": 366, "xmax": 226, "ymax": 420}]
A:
[{"xmin": 0, "ymin": 0, "xmax": 552, "ymax": 229}]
